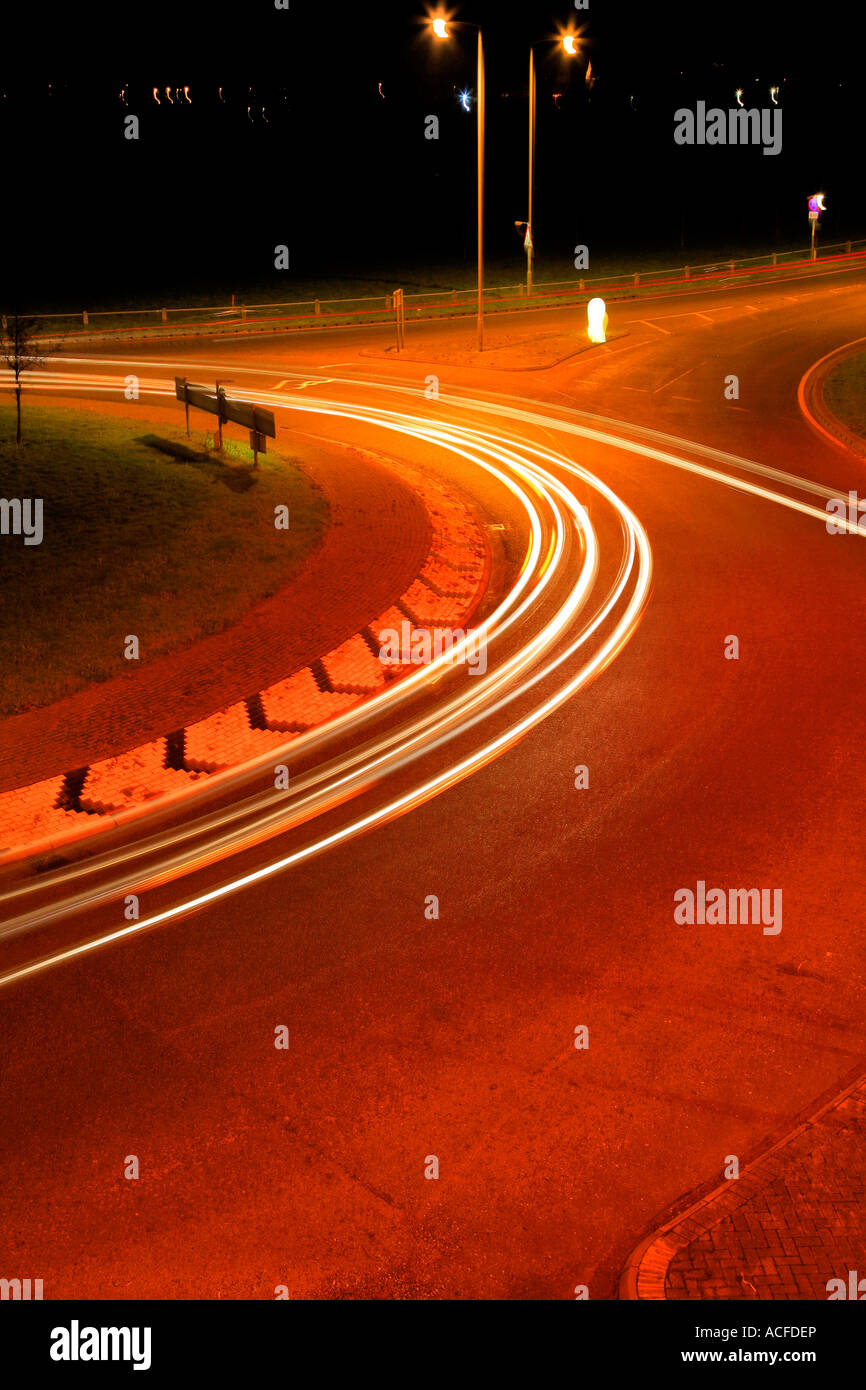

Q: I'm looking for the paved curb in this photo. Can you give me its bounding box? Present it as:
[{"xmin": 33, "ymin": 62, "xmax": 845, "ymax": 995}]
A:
[
  {"xmin": 619, "ymin": 1060, "xmax": 866, "ymax": 1300},
  {"xmin": 797, "ymin": 338, "xmax": 866, "ymax": 462},
  {"xmin": 0, "ymin": 459, "xmax": 491, "ymax": 865}
]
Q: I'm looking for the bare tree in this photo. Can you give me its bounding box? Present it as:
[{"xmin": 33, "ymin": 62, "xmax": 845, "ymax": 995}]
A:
[{"xmin": 1, "ymin": 314, "xmax": 45, "ymax": 444}]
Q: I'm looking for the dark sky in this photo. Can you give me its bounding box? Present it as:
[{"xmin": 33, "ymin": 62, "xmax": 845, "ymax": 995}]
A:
[{"xmin": 1, "ymin": 1, "xmax": 861, "ymax": 307}]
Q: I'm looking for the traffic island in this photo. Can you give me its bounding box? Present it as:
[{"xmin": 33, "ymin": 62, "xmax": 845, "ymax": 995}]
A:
[
  {"xmin": 360, "ymin": 323, "xmax": 627, "ymax": 371},
  {"xmin": 0, "ymin": 446, "xmax": 492, "ymax": 862},
  {"xmin": 797, "ymin": 339, "xmax": 866, "ymax": 461},
  {"xmin": 0, "ymin": 402, "xmax": 328, "ymax": 718}
]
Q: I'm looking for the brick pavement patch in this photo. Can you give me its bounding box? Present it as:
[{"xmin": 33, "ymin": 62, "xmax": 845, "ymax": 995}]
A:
[
  {"xmin": 0, "ymin": 459, "xmax": 490, "ymax": 859},
  {"xmin": 621, "ymin": 1068, "xmax": 866, "ymax": 1300}
]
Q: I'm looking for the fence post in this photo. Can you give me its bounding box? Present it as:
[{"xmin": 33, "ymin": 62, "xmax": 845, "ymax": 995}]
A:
[
  {"xmin": 315, "ymin": 298, "xmax": 321, "ymax": 315},
  {"xmin": 452, "ymin": 289, "xmax": 457, "ymax": 303},
  {"xmin": 579, "ymin": 278, "xmax": 585, "ymax": 291},
  {"xmin": 242, "ymin": 305, "xmax": 247, "ymax": 320},
  {"xmin": 846, "ymin": 240, "xmax": 852, "ymax": 254},
  {"xmin": 729, "ymin": 260, "xmax": 735, "ymax": 275},
  {"xmin": 772, "ymin": 252, "xmax": 777, "ymax": 265},
  {"xmin": 684, "ymin": 265, "xmax": 690, "ymax": 279},
  {"xmin": 161, "ymin": 308, "xmax": 167, "ymax": 322},
  {"xmin": 1, "ymin": 315, "xmax": 6, "ymax": 333},
  {"xmin": 634, "ymin": 273, "xmax": 639, "ymax": 286},
  {"xmin": 82, "ymin": 310, "xmax": 88, "ymax": 325}
]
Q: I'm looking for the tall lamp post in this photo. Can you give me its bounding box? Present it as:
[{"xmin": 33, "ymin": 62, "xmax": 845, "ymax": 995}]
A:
[
  {"xmin": 432, "ymin": 15, "xmax": 485, "ymax": 351},
  {"xmin": 525, "ymin": 31, "xmax": 579, "ymax": 296}
]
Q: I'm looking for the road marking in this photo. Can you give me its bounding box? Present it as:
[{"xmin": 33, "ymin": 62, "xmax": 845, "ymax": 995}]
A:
[
  {"xmin": 696, "ymin": 312, "xmax": 715, "ymax": 323},
  {"xmin": 639, "ymin": 319, "xmax": 671, "ymax": 335},
  {"xmin": 653, "ymin": 366, "xmax": 697, "ymax": 394},
  {"xmin": 671, "ymin": 395, "xmax": 701, "ymax": 402}
]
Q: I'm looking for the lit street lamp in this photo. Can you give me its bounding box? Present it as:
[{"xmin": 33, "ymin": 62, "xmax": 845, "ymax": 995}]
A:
[
  {"xmin": 525, "ymin": 31, "xmax": 579, "ymax": 296},
  {"xmin": 431, "ymin": 13, "xmax": 486, "ymax": 351}
]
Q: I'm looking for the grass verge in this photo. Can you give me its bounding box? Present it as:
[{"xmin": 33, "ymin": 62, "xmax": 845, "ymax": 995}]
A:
[
  {"xmin": 824, "ymin": 352, "xmax": 866, "ymax": 442},
  {"xmin": 0, "ymin": 404, "xmax": 328, "ymax": 717}
]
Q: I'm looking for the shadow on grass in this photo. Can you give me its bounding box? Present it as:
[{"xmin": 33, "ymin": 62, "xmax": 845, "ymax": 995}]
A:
[{"xmin": 136, "ymin": 435, "xmax": 258, "ymax": 492}]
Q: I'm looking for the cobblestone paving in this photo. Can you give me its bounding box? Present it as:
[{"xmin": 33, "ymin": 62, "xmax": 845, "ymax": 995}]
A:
[{"xmin": 660, "ymin": 1076, "xmax": 866, "ymax": 1299}]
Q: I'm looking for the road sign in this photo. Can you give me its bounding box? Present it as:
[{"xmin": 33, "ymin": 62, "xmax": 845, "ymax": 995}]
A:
[
  {"xmin": 226, "ymin": 398, "xmax": 276, "ymax": 438},
  {"xmin": 174, "ymin": 377, "xmax": 276, "ymax": 439},
  {"xmin": 249, "ymin": 430, "xmax": 268, "ymax": 454}
]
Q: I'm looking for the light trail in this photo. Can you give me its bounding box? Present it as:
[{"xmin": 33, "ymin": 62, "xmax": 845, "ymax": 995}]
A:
[{"xmin": 2, "ymin": 350, "xmax": 855, "ymax": 987}]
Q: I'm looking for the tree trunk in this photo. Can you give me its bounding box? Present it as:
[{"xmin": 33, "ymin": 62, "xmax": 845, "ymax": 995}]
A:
[{"xmin": 15, "ymin": 384, "xmax": 22, "ymax": 444}]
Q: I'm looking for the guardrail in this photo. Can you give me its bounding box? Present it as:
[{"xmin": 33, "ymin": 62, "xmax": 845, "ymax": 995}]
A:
[{"xmin": 7, "ymin": 239, "xmax": 866, "ymax": 345}]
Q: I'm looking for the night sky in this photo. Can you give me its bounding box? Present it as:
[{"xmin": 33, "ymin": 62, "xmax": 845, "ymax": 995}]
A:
[{"xmin": 1, "ymin": 1, "xmax": 861, "ymax": 308}]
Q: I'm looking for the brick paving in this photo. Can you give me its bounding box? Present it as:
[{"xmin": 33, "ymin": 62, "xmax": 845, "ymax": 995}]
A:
[
  {"xmin": 0, "ymin": 434, "xmax": 491, "ymax": 858},
  {"xmin": 623, "ymin": 1071, "xmax": 866, "ymax": 1300}
]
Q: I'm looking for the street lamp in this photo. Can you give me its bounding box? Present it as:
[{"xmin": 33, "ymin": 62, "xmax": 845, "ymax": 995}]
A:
[
  {"xmin": 431, "ymin": 13, "xmax": 486, "ymax": 351},
  {"xmin": 525, "ymin": 31, "xmax": 580, "ymax": 295}
]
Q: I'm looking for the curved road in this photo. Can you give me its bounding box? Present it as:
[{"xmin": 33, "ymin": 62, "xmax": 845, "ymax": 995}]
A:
[{"xmin": 1, "ymin": 263, "xmax": 866, "ymax": 1300}]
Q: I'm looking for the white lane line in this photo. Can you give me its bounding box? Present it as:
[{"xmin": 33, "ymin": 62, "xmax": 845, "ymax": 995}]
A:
[
  {"xmin": 639, "ymin": 320, "xmax": 672, "ymax": 335},
  {"xmin": 653, "ymin": 366, "xmax": 697, "ymax": 394}
]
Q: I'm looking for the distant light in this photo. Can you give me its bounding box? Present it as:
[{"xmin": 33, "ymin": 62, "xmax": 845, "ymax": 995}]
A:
[
  {"xmin": 459, "ymin": 89, "xmax": 472, "ymax": 111},
  {"xmin": 183, "ymin": 86, "xmax": 191, "ymax": 104},
  {"xmin": 153, "ymin": 88, "xmax": 161, "ymax": 104},
  {"xmin": 587, "ymin": 297, "xmax": 607, "ymax": 344},
  {"xmin": 432, "ymin": 17, "xmax": 449, "ymax": 38},
  {"xmin": 735, "ymin": 88, "xmax": 744, "ymax": 107},
  {"xmin": 770, "ymin": 86, "xmax": 779, "ymax": 104},
  {"xmin": 808, "ymin": 193, "xmax": 826, "ymax": 213}
]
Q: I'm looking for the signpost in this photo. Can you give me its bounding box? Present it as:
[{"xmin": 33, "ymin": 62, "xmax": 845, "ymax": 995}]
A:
[
  {"xmin": 808, "ymin": 193, "xmax": 826, "ymax": 260},
  {"xmin": 175, "ymin": 377, "xmax": 275, "ymax": 465},
  {"xmin": 393, "ymin": 288, "xmax": 405, "ymax": 352}
]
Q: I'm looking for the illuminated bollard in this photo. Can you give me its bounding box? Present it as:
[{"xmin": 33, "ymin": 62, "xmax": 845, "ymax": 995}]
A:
[{"xmin": 587, "ymin": 297, "xmax": 607, "ymax": 344}]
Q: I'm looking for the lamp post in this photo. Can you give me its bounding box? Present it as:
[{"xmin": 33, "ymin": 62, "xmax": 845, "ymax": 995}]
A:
[
  {"xmin": 432, "ymin": 15, "xmax": 485, "ymax": 351},
  {"xmin": 525, "ymin": 32, "xmax": 579, "ymax": 296}
]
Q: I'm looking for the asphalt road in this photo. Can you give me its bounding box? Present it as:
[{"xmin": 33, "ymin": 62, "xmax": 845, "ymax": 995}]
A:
[{"xmin": 2, "ymin": 264, "xmax": 866, "ymax": 1299}]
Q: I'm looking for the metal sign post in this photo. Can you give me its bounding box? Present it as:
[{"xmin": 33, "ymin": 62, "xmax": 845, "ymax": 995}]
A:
[
  {"xmin": 249, "ymin": 430, "xmax": 267, "ymax": 469},
  {"xmin": 393, "ymin": 288, "xmax": 405, "ymax": 351},
  {"xmin": 175, "ymin": 377, "xmax": 276, "ymax": 458},
  {"xmin": 808, "ymin": 194, "xmax": 826, "ymax": 261}
]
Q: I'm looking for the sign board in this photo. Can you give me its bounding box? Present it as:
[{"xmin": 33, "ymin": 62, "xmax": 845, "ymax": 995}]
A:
[
  {"xmin": 175, "ymin": 377, "xmax": 276, "ymax": 438},
  {"xmin": 225, "ymin": 398, "xmax": 276, "ymax": 438},
  {"xmin": 249, "ymin": 430, "xmax": 268, "ymax": 454}
]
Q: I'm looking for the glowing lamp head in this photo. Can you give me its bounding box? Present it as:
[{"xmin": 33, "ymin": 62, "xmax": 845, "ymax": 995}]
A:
[
  {"xmin": 563, "ymin": 34, "xmax": 577, "ymax": 55},
  {"xmin": 432, "ymin": 17, "xmax": 449, "ymax": 38},
  {"xmin": 587, "ymin": 297, "xmax": 607, "ymax": 344},
  {"xmin": 808, "ymin": 193, "xmax": 826, "ymax": 213}
]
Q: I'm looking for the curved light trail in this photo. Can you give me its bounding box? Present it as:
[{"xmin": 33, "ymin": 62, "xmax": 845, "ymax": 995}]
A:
[{"xmin": 1, "ymin": 350, "xmax": 855, "ymax": 987}]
